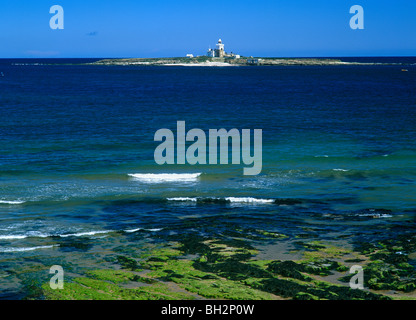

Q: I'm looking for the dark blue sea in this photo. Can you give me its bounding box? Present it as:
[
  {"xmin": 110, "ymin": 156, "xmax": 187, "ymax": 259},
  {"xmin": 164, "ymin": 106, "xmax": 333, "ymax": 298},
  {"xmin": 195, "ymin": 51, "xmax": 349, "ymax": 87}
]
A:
[{"xmin": 0, "ymin": 57, "xmax": 415, "ymax": 298}]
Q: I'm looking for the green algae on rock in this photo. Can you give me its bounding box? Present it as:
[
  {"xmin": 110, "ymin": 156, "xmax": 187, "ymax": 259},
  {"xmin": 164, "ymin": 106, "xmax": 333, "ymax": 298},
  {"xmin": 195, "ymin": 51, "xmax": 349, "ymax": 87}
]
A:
[
  {"xmin": 42, "ymin": 268, "xmax": 196, "ymax": 300},
  {"xmin": 116, "ymin": 255, "xmax": 142, "ymax": 271},
  {"xmin": 337, "ymin": 235, "xmax": 416, "ymax": 294},
  {"xmin": 39, "ymin": 234, "xmax": 410, "ymax": 300}
]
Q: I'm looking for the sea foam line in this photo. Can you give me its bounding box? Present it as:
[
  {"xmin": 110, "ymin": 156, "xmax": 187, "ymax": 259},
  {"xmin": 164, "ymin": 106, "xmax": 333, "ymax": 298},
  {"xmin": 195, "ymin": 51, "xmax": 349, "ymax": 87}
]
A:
[
  {"xmin": 0, "ymin": 200, "xmax": 26, "ymax": 205},
  {"xmin": 225, "ymin": 197, "xmax": 274, "ymax": 204},
  {"xmin": 167, "ymin": 196, "xmax": 274, "ymax": 204},
  {"xmin": 0, "ymin": 245, "xmax": 59, "ymax": 253},
  {"xmin": 0, "ymin": 227, "xmax": 162, "ymax": 240},
  {"xmin": 0, "ymin": 235, "xmax": 28, "ymax": 240},
  {"xmin": 0, "ymin": 231, "xmax": 50, "ymax": 240},
  {"xmin": 128, "ymin": 173, "xmax": 202, "ymax": 182},
  {"xmin": 58, "ymin": 230, "xmax": 112, "ymax": 238},
  {"xmin": 124, "ymin": 228, "xmax": 163, "ymax": 233},
  {"xmin": 357, "ymin": 213, "xmax": 393, "ymax": 218},
  {"xmin": 0, "ymin": 232, "xmax": 108, "ymax": 240},
  {"xmin": 167, "ymin": 197, "xmax": 198, "ymax": 202}
]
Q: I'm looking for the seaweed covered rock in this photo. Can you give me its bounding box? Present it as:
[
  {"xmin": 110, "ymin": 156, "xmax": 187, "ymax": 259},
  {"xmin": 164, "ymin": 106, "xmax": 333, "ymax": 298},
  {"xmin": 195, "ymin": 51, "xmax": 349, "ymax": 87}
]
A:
[
  {"xmin": 302, "ymin": 259, "xmax": 348, "ymax": 276},
  {"xmin": 267, "ymin": 261, "xmax": 312, "ymax": 281},
  {"xmin": 116, "ymin": 255, "xmax": 142, "ymax": 271},
  {"xmin": 196, "ymin": 260, "xmax": 272, "ymax": 281},
  {"xmin": 350, "ymin": 235, "xmax": 416, "ymax": 293},
  {"xmin": 365, "ymin": 261, "xmax": 416, "ymax": 292},
  {"xmin": 251, "ymin": 277, "xmax": 389, "ymax": 300}
]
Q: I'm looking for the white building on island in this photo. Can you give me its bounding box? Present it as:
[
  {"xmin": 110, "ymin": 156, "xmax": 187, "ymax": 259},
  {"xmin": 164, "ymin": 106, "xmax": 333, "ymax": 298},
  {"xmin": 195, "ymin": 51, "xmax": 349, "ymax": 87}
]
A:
[{"xmin": 206, "ymin": 39, "xmax": 240, "ymax": 59}]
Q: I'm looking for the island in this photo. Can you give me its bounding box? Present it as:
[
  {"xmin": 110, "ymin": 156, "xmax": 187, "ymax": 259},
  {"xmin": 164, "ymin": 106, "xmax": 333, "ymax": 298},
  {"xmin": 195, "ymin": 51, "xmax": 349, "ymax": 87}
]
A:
[
  {"xmin": 89, "ymin": 56, "xmax": 354, "ymax": 66},
  {"xmin": 89, "ymin": 38, "xmax": 356, "ymax": 67}
]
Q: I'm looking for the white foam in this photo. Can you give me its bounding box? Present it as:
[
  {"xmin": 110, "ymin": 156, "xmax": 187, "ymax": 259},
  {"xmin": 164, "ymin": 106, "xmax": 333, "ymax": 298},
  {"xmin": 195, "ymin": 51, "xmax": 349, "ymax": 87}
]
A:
[
  {"xmin": 0, "ymin": 245, "xmax": 58, "ymax": 253},
  {"xmin": 0, "ymin": 227, "xmax": 163, "ymax": 241},
  {"xmin": 358, "ymin": 213, "xmax": 393, "ymax": 218},
  {"xmin": 225, "ymin": 197, "xmax": 274, "ymax": 204},
  {"xmin": 0, "ymin": 230, "xmax": 113, "ymax": 240},
  {"xmin": 59, "ymin": 230, "xmax": 112, "ymax": 238},
  {"xmin": 167, "ymin": 197, "xmax": 198, "ymax": 202},
  {"xmin": 128, "ymin": 173, "xmax": 202, "ymax": 182},
  {"xmin": 0, "ymin": 231, "xmax": 50, "ymax": 240},
  {"xmin": 333, "ymin": 169, "xmax": 349, "ymax": 172},
  {"xmin": 0, "ymin": 235, "xmax": 28, "ymax": 240},
  {"xmin": 124, "ymin": 227, "xmax": 163, "ymax": 233},
  {"xmin": 0, "ymin": 200, "xmax": 25, "ymax": 205},
  {"xmin": 167, "ymin": 196, "xmax": 274, "ymax": 204},
  {"xmin": 124, "ymin": 228, "xmax": 142, "ymax": 233}
]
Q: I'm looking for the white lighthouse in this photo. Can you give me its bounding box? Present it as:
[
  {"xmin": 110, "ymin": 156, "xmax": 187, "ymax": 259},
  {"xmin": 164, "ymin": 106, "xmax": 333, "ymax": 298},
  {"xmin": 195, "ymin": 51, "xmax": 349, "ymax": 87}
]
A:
[
  {"xmin": 207, "ymin": 38, "xmax": 226, "ymax": 58},
  {"xmin": 216, "ymin": 39, "xmax": 225, "ymax": 57}
]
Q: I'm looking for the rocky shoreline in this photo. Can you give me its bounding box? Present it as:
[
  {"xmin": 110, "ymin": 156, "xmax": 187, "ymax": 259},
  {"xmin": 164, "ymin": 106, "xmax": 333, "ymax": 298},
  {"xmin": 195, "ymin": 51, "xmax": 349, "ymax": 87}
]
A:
[
  {"xmin": 14, "ymin": 223, "xmax": 416, "ymax": 300},
  {"xmin": 89, "ymin": 57, "xmax": 375, "ymax": 67}
]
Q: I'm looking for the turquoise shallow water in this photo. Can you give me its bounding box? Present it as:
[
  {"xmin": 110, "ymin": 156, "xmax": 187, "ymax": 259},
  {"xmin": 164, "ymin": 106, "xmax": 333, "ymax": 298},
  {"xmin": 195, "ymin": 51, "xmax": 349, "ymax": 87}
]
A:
[{"xmin": 0, "ymin": 58, "xmax": 415, "ymax": 298}]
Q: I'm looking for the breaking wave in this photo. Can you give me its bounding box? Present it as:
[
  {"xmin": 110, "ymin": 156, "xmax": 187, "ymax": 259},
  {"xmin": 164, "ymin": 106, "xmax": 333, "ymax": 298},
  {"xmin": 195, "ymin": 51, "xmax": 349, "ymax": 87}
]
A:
[
  {"xmin": 0, "ymin": 227, "xmax": 163, "ymax": 241},
  {"xmin": 0, "ymin": 245, "xmax": 59, "ymax": 253},
  {"xmin": 128, "ymin": 173, "xmax": 202, "ymax": 182},
  {"xmin": 167, "ymin": 196, "xmax": 275, "ymax": 204},
  {"xmin": 0, "ymin": 200, "xmax": 26, "ymax": 205}
]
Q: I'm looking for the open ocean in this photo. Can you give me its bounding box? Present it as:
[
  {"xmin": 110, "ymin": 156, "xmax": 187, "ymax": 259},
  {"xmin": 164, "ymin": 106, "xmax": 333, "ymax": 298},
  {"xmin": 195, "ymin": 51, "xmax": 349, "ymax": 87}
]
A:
[{"xmin": 0, "ymin": 57, "xmax": 415, "ymax": 298}]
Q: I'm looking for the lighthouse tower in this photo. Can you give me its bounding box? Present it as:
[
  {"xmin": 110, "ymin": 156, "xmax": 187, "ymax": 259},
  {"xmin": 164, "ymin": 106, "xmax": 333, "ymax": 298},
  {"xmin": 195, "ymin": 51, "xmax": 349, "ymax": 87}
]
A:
[
  {"xmin": 206, "ymin": 38, "xmax": 227, "ymax": 58},
  {"xmin": 215, "ymin": 39, "xmax": 225, "ymax": 58}
]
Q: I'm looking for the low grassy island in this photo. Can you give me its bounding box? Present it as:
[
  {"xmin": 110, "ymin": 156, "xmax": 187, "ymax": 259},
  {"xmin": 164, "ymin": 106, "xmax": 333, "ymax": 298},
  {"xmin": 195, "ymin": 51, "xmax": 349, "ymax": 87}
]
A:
[{"xmin": 89, "ymin": 56, "xmax": 351, "ymax": 67}]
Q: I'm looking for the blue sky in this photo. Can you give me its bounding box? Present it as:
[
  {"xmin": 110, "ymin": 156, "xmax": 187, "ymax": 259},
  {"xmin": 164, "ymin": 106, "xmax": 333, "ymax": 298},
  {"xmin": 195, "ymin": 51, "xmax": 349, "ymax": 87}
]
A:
[{"xmin": 0, "ymin": 0, "xmax": 415, "ymax": 58}]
